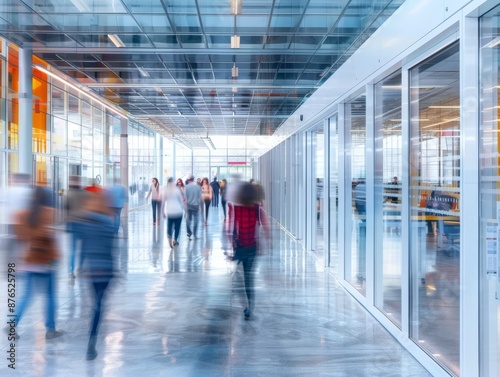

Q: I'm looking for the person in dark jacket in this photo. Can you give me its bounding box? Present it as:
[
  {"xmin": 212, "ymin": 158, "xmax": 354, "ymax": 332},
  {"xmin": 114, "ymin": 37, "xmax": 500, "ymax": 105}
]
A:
[
  {"xmin": 210, "ymin": 177, "xmax": 220, "ymax": 207},
  {"xmin": 220, "ymin": 179, "xmax": 228, "ymax": 220},
  {"xmin": 79, "ymin": 191, "xmax": 116, "ymax": 360}
]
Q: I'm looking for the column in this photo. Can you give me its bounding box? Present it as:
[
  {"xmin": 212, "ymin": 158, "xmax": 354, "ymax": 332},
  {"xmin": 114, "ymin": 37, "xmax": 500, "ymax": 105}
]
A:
[
  {"xmin": 120, "ymin": 117, "xmax": 129, "ymax": 239},
  {"xmin": 18, "ymin": 48, "xmax": 32, "ymax": 174}
]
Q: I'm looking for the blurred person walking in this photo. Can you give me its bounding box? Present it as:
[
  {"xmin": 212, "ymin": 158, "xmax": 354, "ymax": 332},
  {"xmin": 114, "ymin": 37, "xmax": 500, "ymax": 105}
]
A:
[
  {"xmin": 13, "ymin": 185, "xmax": 64, "ymax": 339},
  {"xmin": 220, "ymin": 178, "xmax": 228, "ymax": 221},
  {"xmin": 228, "ymin": 182, "xmax": 270, "ymax": 320},
  {"xmin": 106, "ymin": 177, "xmax": 128, "ymax": 236},
  {"xmin": 85, "ymin": 178, "xmax": 103, "ymax": 193},
  {"xmin": 65, "ymin": 175, "xmax": 89, "ymax": 279},
  {"xmin": 201, "ymin": 177, "xmax": 213, "ymax": 226},
  {"xmin": 176, "ymin": 178, "xmax": 185, "ymax": 192},
  {"xmin": 146, "ymin": 177, "xmax": 161, "ymax": 225},
  {"xmin": 210, "ymin": 177, "xmax": 220, "ymax": 208},
  {"xmin": 161, "ymin": 177, "xmax": 186, "ymax": 248},
  {"xmin": 78, "ymin": 191, "xmax": 116, "ymax": 360},
  {"xmin": 184, "ymin": 175, "xmax": 202, "ymax": 240}
]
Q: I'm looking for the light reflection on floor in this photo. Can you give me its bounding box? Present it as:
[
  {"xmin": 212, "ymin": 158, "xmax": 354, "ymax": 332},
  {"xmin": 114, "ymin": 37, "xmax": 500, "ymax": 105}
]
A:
[{"xmin": 0, "ymin": 205, "xmax": 431, "ymax": 376}]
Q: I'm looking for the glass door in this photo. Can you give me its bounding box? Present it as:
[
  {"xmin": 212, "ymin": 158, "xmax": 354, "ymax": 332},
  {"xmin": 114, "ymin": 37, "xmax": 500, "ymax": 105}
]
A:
[
  {"xmin": 409, "ymin": 42, "xmax": 461, "ymax": 375},
  {"xmin": 374, "ymin": 71, "xmax": 403, "ymax": 327},
  {"xmin": 346, "ymin": 94, "xmax": 367, "ymax": 295},
  {"xmin": 480, "ymin": 6, "xmax": 500, "ymax": 376},
  {"xmin": 314, "ymin": 125, "xmax": 325, "ymax": 260},
  {"xmin": 53, "ymin": 157, "xmax": 67, "ymax": 222},
  {"xmin": 329, "ymin": 115, "xmax": 339, "ymax": 273}
]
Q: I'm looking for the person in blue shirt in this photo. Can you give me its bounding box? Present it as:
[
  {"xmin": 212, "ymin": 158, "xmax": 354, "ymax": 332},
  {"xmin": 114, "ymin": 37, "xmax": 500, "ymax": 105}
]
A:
[
  {"xmin": 106, "ymin": 178, "xmax": 128, "ymax": 235},
  {"xmin": 79, "ymin": 191, "xmax": 116, "ymax": 360}
]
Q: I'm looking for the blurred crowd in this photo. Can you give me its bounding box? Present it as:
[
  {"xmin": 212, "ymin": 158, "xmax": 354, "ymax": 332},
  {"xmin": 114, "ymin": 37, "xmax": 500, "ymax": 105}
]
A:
[{"xmin": 0, "ymin": 172, "xmax": 269, "ymax": 359}]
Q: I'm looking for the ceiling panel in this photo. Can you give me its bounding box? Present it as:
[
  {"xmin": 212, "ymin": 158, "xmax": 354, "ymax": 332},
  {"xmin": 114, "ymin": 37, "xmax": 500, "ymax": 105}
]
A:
[{"xmin": 0, "ymin": 0, "xmax": 407, "ymax": 143}]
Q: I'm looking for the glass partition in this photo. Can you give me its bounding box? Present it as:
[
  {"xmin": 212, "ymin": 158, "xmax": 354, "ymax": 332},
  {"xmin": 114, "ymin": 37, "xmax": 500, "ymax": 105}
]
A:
[
  {"xmin": 329, "ymin": 115, "xmax": 339, "ymax": 273},
  {"xmin": 314, "ymin": 125, "xmax": 325, "ymax": 259},
  {"xmin": 7, "ymin": 101, "xmax": 18, "ymax": 150},
  {"xmin": 346, "ymin": 94, "xmax": 367, "ymax": 295},
  {"xmin": 175, "ymin": 143, "xmax": 193, "ymax": 179},
  {"xmin": 374, "ymin": 71, "xmax": 402, "ymax": 327},
  {"xmin": 52, "ymin": 116, "xmax": 67, "ymax": 156},
  {"xmin": 67, "ymin": 121, "xmax": 81, "ymax": 159},
  {"xmin": 409, "ymin": 42, "xmax": 460, "ymax": 375},
  {"xmin": 32, "ymin": 70, "xmax": 48, "ymax": 154},
  {"xmin": 193, "ymin": 148, "xmax": 210, "ymax": 179},
  {"xmin": 480, "ymin": 6, "xmax": 500, "ymax": 376}
]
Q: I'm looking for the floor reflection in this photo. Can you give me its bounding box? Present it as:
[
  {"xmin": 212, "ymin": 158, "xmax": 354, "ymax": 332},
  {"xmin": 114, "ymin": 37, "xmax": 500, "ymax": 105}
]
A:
[{"xmin": 0, "ymin": 206, "xmax": 431, "ymax": 376}]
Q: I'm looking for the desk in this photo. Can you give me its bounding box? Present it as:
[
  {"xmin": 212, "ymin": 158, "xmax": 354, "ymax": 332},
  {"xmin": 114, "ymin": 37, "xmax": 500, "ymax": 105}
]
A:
[{"xmin": 438, "ymin": 220, "xmax": 460, "ymax": 254}]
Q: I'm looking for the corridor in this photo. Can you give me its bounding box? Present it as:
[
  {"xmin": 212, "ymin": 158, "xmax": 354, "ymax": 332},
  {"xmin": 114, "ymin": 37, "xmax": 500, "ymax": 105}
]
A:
[{"xmin": 1, "ymin": 205, "xmax": 430, "ymax": 376}]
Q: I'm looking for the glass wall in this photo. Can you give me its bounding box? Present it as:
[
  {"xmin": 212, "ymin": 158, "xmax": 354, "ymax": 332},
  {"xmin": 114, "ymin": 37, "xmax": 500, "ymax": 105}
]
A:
[
  {"xmin": 193, "ymin": 148, "xmax": 210, "ymax": 179},
  {"xmin": 7, "ymin": 46, "xmax": 18, "ymax": 153},
  {"xmin": 257, "ymin": 2, "xmax": 500, "ymax": 375},
  {"xmin": 374, "ymin": 71, "xmax": 403, "ymax": 327},
  {"xmin": 1, "ymin": 45, "xmax": 135, "ymax": 216},
  {"xmin": 329, "ymin": 115, "xmax": 339, "ymax": 273},
  {"xmin": 162, "ymin": 137, "xmax": 174, "ymax": 181},
  {"xmin": 128, "ymin": 121, "xmax": 156, "ymax": 208},
  {"xmin": 480, "ymin": 6, "xmax": 500, "ymax": 376},
  {"xmin": 33, "ymin": 61, "xmax": 49, "ymax": 155},
  {"xmin": 314, "ymin": 125, "xmax": 325, "ymax": 259},
  {"xmin": 409, "ymin": 42, "xmax": 461, "ymax": 375},
  {"xmin": 175, "ymin": 143, "xmax": 193, "ymax": 180},
  {"xmin": 346, "ymin": 94, "xmax": 367, "ymax": 295}
]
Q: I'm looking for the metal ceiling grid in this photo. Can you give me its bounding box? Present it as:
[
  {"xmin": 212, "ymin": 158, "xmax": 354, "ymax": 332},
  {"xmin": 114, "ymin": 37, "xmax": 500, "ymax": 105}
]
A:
[{"xmin": 0, "ymin": 0, "xmax": 407, "ymax": 144}]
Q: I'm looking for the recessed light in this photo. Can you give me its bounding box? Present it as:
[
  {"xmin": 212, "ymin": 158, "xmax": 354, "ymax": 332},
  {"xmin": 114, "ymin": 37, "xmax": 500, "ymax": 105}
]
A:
[{"xmin": 108, "ymin": 34, "xmax": 126, "ymax": 48}]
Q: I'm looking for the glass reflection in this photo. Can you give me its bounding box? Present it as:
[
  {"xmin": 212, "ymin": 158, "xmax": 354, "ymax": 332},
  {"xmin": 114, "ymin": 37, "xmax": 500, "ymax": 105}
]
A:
[
  {"xmin": 375, "ymin": 71, "xmax": 402, "ymax": 327},
  {"xmin": 409, "ymin": 42, "xmax": 460, "ymax": 375},
  {"xmin": 480, "ymin": 5, "xmax": 500, "ymax": 376},
  {"xmin": 329, "ymin": 116, "xmax": 339, "ymax": 273},
  {"xmin": 314, "ymin": 126, "xmax": 325, "ymax": 260},
  {"xmin": 346, "ymin": 94, "xmax": 366, "ymax": 295}
]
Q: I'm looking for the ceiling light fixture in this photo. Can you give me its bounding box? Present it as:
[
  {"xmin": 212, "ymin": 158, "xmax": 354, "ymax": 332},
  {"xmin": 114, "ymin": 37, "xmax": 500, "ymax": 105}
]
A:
[
  {"xmin": 428, "ymin": 105, "xmax": 460, "ymax": 109},
  {"xmin": 231, "ymin": 35, "xmax": 240, "ymax": 48},
  {"xmin": 108, "ymin": 34, "xmax": 126, "ymax": 48},
  {"xmin": 201, "ymin": 133, "xmax": 216, "ymax": 150},
  {"xmin": 33, "ymin": 65, "xmax": 126, "ymax": 118},
  {"xmin": 422, "ymin": 117, "xmax": 460, "ymax": 129},
  {"xmin": 137, "ymin": 66, "xmax": 150, "ymax": 77},
  {"xmin": 231, "ymin": 64, "xmax": 239, "ymax": 78},
  {"xmin": 381, "ymin": 85, "xmax": 402, "ymax": 90},
  {"xmin": 230, "ymin": 0, "xmax": 242, "ymax": 14},
  {"xmin": 203, "ymin": 137, "xmax": 216, "ymax": 150}
]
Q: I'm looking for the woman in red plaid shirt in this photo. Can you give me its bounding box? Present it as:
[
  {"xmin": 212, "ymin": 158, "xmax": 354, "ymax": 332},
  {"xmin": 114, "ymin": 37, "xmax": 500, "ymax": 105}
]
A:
[{"xmin": 227, "ymin": 181, "xmax": 270, "ymax": 320}]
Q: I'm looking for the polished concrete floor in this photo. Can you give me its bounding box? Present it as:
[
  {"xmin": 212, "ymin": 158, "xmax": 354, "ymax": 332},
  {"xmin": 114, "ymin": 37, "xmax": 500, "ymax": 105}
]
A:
[{"xmin": 0, "ymin": 205, "xmax": 431, "ymax": 377}]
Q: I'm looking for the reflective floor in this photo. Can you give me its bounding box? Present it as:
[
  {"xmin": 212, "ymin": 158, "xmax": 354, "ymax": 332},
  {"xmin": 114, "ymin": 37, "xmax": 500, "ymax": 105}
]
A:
[{"xmin": 0, "ymin": 205, "xmax": 431, "ymax": 376}]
